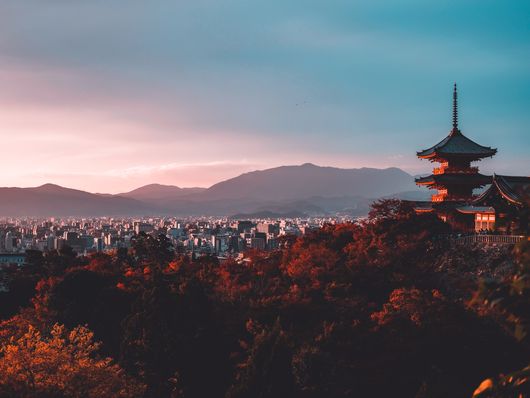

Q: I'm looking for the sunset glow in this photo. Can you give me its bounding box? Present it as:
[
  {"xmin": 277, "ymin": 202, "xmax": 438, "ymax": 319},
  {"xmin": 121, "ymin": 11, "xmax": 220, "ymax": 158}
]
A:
[{"xmin": 0, "ymin": 0, "xmax": 528, "ymax": 192}]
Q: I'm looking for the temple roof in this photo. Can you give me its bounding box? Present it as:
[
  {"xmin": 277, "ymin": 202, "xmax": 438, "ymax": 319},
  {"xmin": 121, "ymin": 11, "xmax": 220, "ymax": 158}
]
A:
[
  {"xmin": 417, "ymin": 84, "xmax": 497, "ymax": 161},
  {"xmin": 473, "ymin": 175, "xmax": 530, "ymax": 206},
  {"xmin": 417, "ymin": 129, "xmax": 497, "ymax": 160},
  {"xmin": 415, "ymin": 172, "xmax": 491, "ymax": 187},
  {"xmin": 412, "ymin": 201, "xmax": 434, "ymax": 212},
  {"xmin": 456, "ymin": 206, "xmax": 495, "ymax": 214}
]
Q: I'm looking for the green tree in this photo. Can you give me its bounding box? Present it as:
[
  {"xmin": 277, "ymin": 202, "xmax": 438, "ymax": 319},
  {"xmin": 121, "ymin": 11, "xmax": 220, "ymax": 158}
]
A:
[{"xmin": 472, "ymin": 240, "xmax": 530, "ymax": 397}]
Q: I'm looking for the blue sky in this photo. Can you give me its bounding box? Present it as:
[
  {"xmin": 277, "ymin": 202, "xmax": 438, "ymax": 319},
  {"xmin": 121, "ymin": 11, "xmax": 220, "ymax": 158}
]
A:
[{"xmin": 0, "ymin": 0, "xmax": 528, "ymax": 192}]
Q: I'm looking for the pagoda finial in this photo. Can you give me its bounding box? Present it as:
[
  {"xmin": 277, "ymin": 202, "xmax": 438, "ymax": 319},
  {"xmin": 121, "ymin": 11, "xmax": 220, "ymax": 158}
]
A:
[{"xmin": 452, "ymin": 82, "xmax": 458, "ymax": 131}]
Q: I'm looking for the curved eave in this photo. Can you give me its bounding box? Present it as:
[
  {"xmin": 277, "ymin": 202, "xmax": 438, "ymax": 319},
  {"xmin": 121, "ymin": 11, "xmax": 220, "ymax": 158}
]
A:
[
  {"xmin": 456, "ymin": 206, "xmax": 495, "ymax": 214},
  {"xmin": 472, "ymin": 175, "xmax": 528, "ymax": 207},
  {"xmin": 416, "ymin": 148, "xmax": 497, "ymax": 161},
  {"xmin": 416, "ymin": 130, "xmax": 497, "ymax": 160},
  {"xmin": 497, "ymin": 190, "xmax": 521, "ymax": 205},
  {"xmin": 473, "ymin": 186, "xmax": 521, "ymax": 206},
  {"xmin": 416, "ymin": 152, "xmax": 438, "ymax": 160},
  {"xmin": 415, "ymin": 174, "xmax": 491, "ymax": 185},
  {"xmin": 416, "ymin": 133, "xmax": 452, "ymax": 158},
  {"xmin": 473, "ymin": 186, "xmax": 493, "ymax": 204},
  {"xmin": 493, "ymin": 176, "xmax": 524, "ymax": 206},
  {"xmin": 415, "ymin": 207, "xmax": 434, "ymax": 213},
  {"xmin": 437, "ymin": 148, "xmax": 497, "ymax": 159},
  {"xmin": 415, "ymin": 178, "xmax": 435, "ymax": 186}
]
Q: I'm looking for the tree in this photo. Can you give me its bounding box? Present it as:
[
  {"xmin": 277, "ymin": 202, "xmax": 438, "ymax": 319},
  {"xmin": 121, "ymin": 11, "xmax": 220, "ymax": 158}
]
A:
[
  {"xmin": 0, "ymin": 323, "xmax": 144, "ymax": 398},
  {"xmin": 471, "ymin": 240, "xmax": 530, "ymax": 397},
  {"xmin": 227, "ymin": 319, "xmax": 295, "ymax": 398},
  {"xmin": 32, "ymin": 269, "xmax": 132, "ymax": 359},
  {"xmin": 121, "ymin": 277, "xmax": 230, "ymax": 398},
  {"xmin": 368, "ymin": 198, "xmax": 415, "ymax": 221},
  {"xmin": 131, "ymin": 233, "xmax": 174, "ymax": 268}
]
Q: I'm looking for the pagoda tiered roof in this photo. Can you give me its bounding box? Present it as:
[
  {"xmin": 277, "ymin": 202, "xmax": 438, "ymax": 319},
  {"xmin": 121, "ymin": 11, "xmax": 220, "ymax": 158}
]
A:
[
  {"xmin": 417, "ymin": 84, "xmax": 496, "ymax": 162},
  {"xmin": 417, "ymin": 128, "xmax": 497, "ymax": 161},
  {"xmin": 415, "ymin": 172, "xmax": 491, "ymax": 187}
]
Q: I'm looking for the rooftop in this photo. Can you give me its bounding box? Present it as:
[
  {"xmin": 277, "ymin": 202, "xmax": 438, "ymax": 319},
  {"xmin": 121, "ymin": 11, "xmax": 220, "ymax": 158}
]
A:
[
  {"xmin": 473, "ymin": 175, "xmax": 530, "ymax": 207},
  {"xmin": 417, "ymin": 84, "xmax": 497, "ymax": 161},
  {"xmin": 417, "ymin": 129, "xmax": 497, "ymax": 160},
  {"xmin": 456, "ymin": 206, "xmax": 495, "ymax": 214},
  {"xmin": 415, "ymin": 172, "xmax": 492, "ymax": 187}
]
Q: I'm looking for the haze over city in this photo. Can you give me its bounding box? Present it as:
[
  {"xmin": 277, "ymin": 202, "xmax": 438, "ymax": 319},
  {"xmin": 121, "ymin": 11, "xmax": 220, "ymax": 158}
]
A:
[{"xmin": 1, "ymin": 0, "xmax": 529, "ymax": 193}]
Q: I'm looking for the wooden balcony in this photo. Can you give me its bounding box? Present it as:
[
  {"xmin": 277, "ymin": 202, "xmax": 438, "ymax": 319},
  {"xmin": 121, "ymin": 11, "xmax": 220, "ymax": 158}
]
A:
[
  {"xmin": 431, "ymin": 193, "xmax": 475, "ymax": 202},
  {"xmin": 433, "ymin": 166, "xmax": 479, "ymax": 175}
]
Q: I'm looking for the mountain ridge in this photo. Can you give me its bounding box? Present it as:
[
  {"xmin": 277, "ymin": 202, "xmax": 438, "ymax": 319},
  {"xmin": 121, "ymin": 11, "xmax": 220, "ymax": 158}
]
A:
[
  {"xmin": 0, "ymin": 164, "xmax": 426, "ymax": 216},
  {"xmin": 202, "ymin": 163, "xmax": 417, "ymax": 201},
  {"xmin": 119, "ymin": 184, "xmax": 206, "ymax": 202}
]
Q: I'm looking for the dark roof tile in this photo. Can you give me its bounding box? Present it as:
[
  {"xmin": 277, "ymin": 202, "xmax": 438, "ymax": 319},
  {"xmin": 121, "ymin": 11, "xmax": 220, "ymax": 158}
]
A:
[
  {"xmin": 474, "ymin": 175, "xmax": 530, "ymax": 206},
  {"xmin": 415, "ymin": 173, "xmax": 492, "ymax": 186},
  {"xmin": 417, "ymin": 129, "xmax": 497, "ymax": 159}
]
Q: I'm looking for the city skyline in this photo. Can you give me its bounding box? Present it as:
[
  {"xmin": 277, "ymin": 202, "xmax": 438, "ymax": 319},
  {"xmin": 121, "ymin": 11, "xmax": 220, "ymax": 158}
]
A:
[{"xmin": 1, "ymin": 0, "xmax": 528, "ymax": 193}]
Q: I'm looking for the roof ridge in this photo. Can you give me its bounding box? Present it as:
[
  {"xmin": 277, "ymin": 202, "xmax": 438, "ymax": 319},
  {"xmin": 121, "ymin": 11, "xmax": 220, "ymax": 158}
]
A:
[{"xmin": 417, "ymin": 129, "xmax": 497, "ymax": 159}]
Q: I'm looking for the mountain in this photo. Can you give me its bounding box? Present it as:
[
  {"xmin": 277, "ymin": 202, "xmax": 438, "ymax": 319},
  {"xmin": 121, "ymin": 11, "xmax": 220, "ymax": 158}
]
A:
[
  {"xmin": 202, "ymin": 163, "xmax": 418, "ymax": 202},
  {"xmin": 143, "ymin": 164, "xmax": 421, "ymax": 216},
  {"xmin": 0, "ymin": 165, "xmax": 424, "ymax": 216},
  {"xmin": 230, "ymin": 210, "xmax": 309, "ymax": 219},
  {"xmin": 120, "ymin": 184, "xmax": 206, "ymax": 206},
  {"xmin": 0, "ymin": 184, "xmax": 162, "ymax": 217}
]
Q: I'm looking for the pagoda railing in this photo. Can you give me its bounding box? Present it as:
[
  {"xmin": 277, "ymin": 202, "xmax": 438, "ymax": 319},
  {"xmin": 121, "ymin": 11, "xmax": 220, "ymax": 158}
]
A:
[
  {"xmin": 431, "ymin": 194, "xmax": 470, "ymax": 202},
  {"xmin": 454, "ymin": 234, "xmax": 527, "ymax": 245},
  {"xmin": 433, "ymin": 166, "xmax": 479, "ymax": 175},
  {"xmin": 431, "ymin": 193, "xmax": 446, "ymax": 202}
]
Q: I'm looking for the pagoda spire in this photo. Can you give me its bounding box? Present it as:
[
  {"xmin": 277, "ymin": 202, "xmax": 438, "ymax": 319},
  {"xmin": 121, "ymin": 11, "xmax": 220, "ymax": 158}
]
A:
[{"xmin": 452, "ymin": 83, "xmax": 458, "ymax": 131}]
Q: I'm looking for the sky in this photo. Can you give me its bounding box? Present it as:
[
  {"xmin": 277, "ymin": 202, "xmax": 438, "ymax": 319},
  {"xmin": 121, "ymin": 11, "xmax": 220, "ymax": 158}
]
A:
[{"xmin": 0, "ymin": 0, "xmax": 528, "ymax": 193}]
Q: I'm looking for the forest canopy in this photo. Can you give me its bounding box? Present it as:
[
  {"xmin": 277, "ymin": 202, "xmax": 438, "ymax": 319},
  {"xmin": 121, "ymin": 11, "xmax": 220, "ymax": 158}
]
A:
[{"xmin": 0, "ymin": 199, "xmax": 527, "ymax": 398}]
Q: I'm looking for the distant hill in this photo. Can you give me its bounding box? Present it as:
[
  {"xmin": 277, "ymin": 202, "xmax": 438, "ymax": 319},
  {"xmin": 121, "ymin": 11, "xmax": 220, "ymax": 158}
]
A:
[
  {"xmin": 383, "ymin": 190, "xmax": 431, "ymax": 201},
  {"xmin": 131, "ymin": 164, "xmax": 421, "ymax": 215},
  {"xmin": 0, "ymin": 184, "xmax": 162, "ymax": 217},
  {"xmin": 120, "ymin": 184, "xmax": 206, "ymax": 206},
  {"xmin": 230, "ymin": 210, "xmax": 308, "ymax": 219},
  {"xmin": 202, "ymin": 163, "xmax": 418, "ymax": 201},
  {"xmin": 0, "ymin": 165, "xmax": 425, "ymax": 216}
]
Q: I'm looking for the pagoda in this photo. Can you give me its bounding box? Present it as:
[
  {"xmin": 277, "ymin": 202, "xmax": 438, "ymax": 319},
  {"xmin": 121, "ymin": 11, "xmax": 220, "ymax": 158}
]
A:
[{"xmin": 416, "ymin": 84, "xmax": 497, "ymax": 209}]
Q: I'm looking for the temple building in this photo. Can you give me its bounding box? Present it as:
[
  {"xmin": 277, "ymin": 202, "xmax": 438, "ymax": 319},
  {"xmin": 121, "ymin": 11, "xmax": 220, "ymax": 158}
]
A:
[
  {"xmin": 462, "ymin": 175, "xmax": 529, "ymax": 234},
  {"xmin": 415, "ymin": 84, "xmax": 529, "ymax": 234}
]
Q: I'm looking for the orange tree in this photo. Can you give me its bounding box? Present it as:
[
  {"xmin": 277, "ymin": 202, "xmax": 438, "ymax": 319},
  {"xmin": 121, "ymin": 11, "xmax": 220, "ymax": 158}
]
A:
[{"xmin": 0, "ymin": 323, "xmax": 144, "ymax": 398}]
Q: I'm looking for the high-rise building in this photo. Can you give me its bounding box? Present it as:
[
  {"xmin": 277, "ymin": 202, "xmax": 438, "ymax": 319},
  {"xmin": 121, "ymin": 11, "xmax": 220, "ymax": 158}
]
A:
[
  {"xmin": 237, "ymin": 221, "xmax": 254, "ymax": 233},
  {"xmin": 257, "ymin": 222, "xmax": 279, "ymax": 235},
  {"xmin": 4, "ymin": 232, "xmax": 14, "ymax": 252},
  {"xmin": 134, "ymin": 222, "xmax": 154, "ymax": 235}
]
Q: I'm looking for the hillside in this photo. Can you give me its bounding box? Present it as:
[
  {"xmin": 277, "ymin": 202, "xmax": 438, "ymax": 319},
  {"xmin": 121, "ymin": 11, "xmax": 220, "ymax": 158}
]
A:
[
  {"xmin": 0, "ymin": 165, "xmax": 426, "ymax": 216},
  {"xmin": 120, "ymin": 184, "xmax": 206, "ymax": 202},
  {"xmin": 203, "ymin": 163, "xmax": 418, "ymax": 201},
  {"xmin": 0, "ymin": 184, "xmax": 161, "ymax": 217}
]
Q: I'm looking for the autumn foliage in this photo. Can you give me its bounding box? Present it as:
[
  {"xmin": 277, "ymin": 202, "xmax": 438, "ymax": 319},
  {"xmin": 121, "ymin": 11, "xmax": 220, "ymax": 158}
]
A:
[
  {"xmin": 0, "ymin": 200, "xmax": 527, "ymax": 397},
  {"xmin": 0, "ymin": 323, "xmax": 144, "ymax": 398}
]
